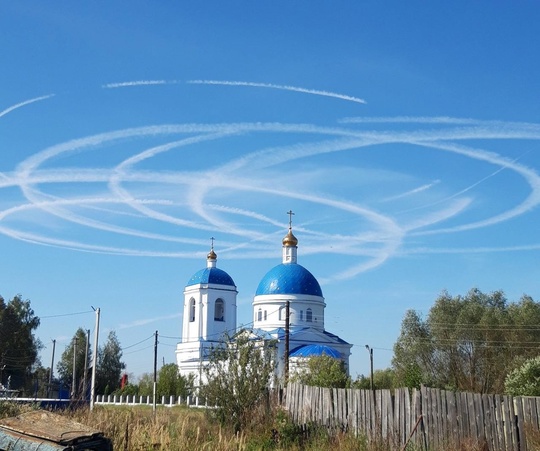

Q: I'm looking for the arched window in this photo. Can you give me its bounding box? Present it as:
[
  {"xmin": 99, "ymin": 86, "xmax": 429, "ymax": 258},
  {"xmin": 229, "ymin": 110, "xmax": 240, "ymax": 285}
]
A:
[
  {"xmin": 300, "ymin": 310, "xmax": 304, "ymax": 321},
  {"xmin": 279, "ymin": 306, "xmax": 285, "ymax": 321},
  {"xmin": 306, "ymin": 308, "xmax": 313, "ymax": 322},
  {"xmin": 257, "ymin": 309, "xmax": 263, "ymax": 321},
  {"xmin": 214, "ymin": 299, "xmax": 224, "ymax": 321},
  {"xmin": 189, "ymin": 298, "xmax": 196, "ymax": 322},
  {"xmin": 264, "ymin": 310, "xmax": 267, "ymax": 321}
]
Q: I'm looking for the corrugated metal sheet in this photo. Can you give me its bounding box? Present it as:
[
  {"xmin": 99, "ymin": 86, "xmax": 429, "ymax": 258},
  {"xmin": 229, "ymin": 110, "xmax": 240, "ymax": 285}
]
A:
[{"xmin": 0, "ymin": 410, "xmax": 112, "ymax": 450}]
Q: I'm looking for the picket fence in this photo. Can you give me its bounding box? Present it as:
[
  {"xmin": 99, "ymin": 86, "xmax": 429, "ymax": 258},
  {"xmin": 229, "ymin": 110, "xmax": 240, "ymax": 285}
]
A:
[
  {"xmin": 94, "ymin": 393, "xmax": 206, "ymax": 408},
  {"xmin": 284, "ymin": 383, "xmax": 540, "ymax": 451}
]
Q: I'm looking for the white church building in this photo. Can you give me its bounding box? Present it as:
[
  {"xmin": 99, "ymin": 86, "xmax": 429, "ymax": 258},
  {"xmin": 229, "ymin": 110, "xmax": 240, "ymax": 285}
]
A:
[{"xmin": 175, "ymin": 222, "xmax": 353, "ymax": 384}]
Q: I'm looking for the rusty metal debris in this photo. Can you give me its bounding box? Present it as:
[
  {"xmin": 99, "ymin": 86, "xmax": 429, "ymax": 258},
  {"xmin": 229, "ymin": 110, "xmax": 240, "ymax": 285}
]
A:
[{"xmin": 0, "ymin": 410, "xmax": 112, "ymax": 450}]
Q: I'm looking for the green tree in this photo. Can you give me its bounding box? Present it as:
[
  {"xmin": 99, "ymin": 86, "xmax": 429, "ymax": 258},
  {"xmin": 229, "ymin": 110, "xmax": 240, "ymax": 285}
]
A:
[
  {"xmin": 137, "ymin": 373, "xmax": 154, "ymax": 396},
  {"xmin": 505, "ymin": 356, "xmax": 540, "ymax": 396},
  {"xmin": 157, "ymin": 363, "xmax": 194, "ymax": 398},
  {"xmin": 392, "ymin": 289, "xmax": 540, "ymax": 393},
  {"xmin": 352, "ymin": 368, "xmax": 395, "ymax": 390},
  {"xmin": 392, "ymin": 309, "xmax": 434, "ymax": 389},
  {"xmin": 56, "ymin": 328, "xmax": 91, "ymax": 397},
  {"xmin": 96, "ymin": 331, "xmax": 125, "ymax": 395},
  {"xmin": 202, "ymin": 332, "xmax": 276, "ymax": 431},
  {"xmin": 293, "ymin": 354, "xmax": 350, "ymax": 388},
  {"xmin": 0, "ymin": 294, "xmax": 42, "ymax": 393}
]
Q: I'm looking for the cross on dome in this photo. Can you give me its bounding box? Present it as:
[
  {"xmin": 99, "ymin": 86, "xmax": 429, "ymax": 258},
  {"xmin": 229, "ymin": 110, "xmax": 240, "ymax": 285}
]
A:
[
  {"xmin": 282, "ymin": 210, "xmax": 298, "ymax": 249},
  {"xmin": 287, "ymin": 210, "xmax": 295, "ymax": 229},
  {"xmin": 207, "ymin": 237, "xmax": 217, "ymax": 262}
]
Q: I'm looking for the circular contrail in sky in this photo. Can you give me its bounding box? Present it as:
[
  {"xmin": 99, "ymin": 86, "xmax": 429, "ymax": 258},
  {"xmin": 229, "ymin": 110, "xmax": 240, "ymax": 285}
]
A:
[{"xmin": 1, "ymin": 80, "xmax": 539, "ymax": 284}]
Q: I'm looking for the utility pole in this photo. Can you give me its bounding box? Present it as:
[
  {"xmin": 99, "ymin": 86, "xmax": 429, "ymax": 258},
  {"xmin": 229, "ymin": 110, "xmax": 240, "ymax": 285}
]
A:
[
  {"xmin": 153, "ymin": 330, "xmax": 158, "ymax": 413},
  {"xmin": 83, "ymin": 329, "xmax": 90, "ymax": 399},
  {"xmin": 48, "ymin": 339, "xmax": 56, "ymax": 398},
  {"xmin": 90, "ymin": 307, "xmax": 100, "ymax": 411},
  {"xmin": 284, "ymin": 300, "xmax": 290, "ymax": 385},
  {"xmin": 365, "ymin": 345, "xmax": 374, "ymax": 392},
  {"xmin": 71, "ymin": 337, "xmax": 77, "ymax": 399}
]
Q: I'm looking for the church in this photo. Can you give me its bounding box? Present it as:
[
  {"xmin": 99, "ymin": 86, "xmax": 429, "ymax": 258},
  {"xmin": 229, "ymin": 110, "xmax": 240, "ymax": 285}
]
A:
[{"xmin": 175, "ymin": 219, "xmax": 353, "ymax": 385}]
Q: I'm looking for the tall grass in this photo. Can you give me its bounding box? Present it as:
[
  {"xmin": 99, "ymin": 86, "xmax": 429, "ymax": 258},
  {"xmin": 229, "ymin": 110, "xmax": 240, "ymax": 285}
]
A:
[{"xmin": 0, "ymin": 402, "xmax": 512, "ymax": 450}]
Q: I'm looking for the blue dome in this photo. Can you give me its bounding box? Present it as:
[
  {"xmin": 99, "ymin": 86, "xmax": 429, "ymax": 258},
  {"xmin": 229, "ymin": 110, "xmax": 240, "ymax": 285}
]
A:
[
  {"xmin": 255, "ymin": 263, "xmax": 322, "ymax": 297},
  {"xmin": 187, "ymin": 267, "xmax": 235, "ymax": 287},
  {"xmin": 290, "ymin": 344, "xmax": 341, "ymax": 359}
]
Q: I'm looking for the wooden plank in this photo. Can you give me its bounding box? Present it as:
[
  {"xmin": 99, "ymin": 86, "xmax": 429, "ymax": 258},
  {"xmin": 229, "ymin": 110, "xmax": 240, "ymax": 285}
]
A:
[
  {"xmin": 502, "ymin": 395, "xmax": 516, "ymax": 451},
  {"xmin": 404, "ymin": 387, "xmax": 412, "ymax": 447},
  {"xmin": 515, "ymin": 397, "xmax": 527, "ymax": 451},
  {"xmin": 482, "ymin": 394, "xmax": 494, "ymax": 451},
  {"xmin": 370, "ymin": 389, "xmax": 377, "ymax": 440},
  {"xmin": 350, "ymin": 389, "xmax": 358, "ymax": 435},
  {"xmin": 459, "ymin": 392, "xmax": 470, "ymax": 440},
  {"xmin": 403, "ymin": 388, "xmax": 412, "ymax": 448},
  {"xmin": 466, "ymin": 392, "xmax": 477, "ymax": 442},
  {"xmin": 433, "ymin": 387, "xmax": 442, "ymax": 449},
  {"xmin": 416, "ymin": 388, "xmax": 427, "ymax": 449},
  {"xmin": 342, "ymin": 388, "xmax": 349, "ymax": 429},
  {"xmin": 437, "ymin": 388, "xmax": 445, "ymax": 446},
  {"xmin": 495, "ymin": 394, "xmax": 508, "ymax": 451},
  {"xmin": 420, "ymin": 386, "xmax": 430, "ymax": 450},
  {"xmin": 473, "ymin": 392, "xmax": 485, "ymax": 445},
  {"xmin": 339, "ymin": 388, "xmax": 345, "ymax": 428},
  {"xmin": 489, "ymin": 394, "xmax": 501, "ymax": 451},
  {"xmin": 394, "ymin": 388, "xmax": 404, "ymax": 446},
  {"xmin": 380, "ymin": 389, "xmax": 388, "ymax": 439},
  {"xmin": 446, "ymin": 390, "xmax": 458, "ymax": 447},
  {"xmin": 385, "ymin": 389, "xmax": 394, "ymax": 442},
  {"xmin": 323, "ymin": 387, "xmax": 332, "ymax": 427},
  {"xmin": 533, "ymin": 397, "xmax": 540, "ymax": 430},
  {"xmin": 526, "ymin": 397, "xmax": 538, "ymax": 430}
]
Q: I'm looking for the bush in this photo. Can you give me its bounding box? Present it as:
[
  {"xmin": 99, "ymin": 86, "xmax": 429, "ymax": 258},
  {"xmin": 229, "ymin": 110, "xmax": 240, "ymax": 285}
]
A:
[{"xmin": 505, "ymin": 356, "xmax": 540, "ymax": 396}]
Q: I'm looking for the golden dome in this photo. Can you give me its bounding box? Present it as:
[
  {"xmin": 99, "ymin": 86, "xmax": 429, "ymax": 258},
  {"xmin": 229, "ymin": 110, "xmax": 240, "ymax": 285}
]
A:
[
  {"xmin": 207, "ymin": 249, "xmax": 217, "ymax": 260},
  {"xmin": 282, "ymin": 228, "xmax": 298, "ymax": 247}
]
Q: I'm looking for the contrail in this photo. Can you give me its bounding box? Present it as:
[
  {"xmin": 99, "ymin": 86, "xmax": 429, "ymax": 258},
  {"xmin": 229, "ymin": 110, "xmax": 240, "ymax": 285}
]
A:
[
  {"xmin": 118, "ymin": 313, "xmax": 181, "ymax": 330},
  {"xmin": 187, "ymin": 80, "xmax": 367, "ymax": 104},
  {"xmin": 340, "ymin": 116, "xmax": 498, "ymax": 125},
  {"xmin": 382, "ymin": 181, "xmax": 441, "ymax": 202},
  {"xmin": 5, "ymin": 115, "xmax": 540, "ymax": 282},
  {"xmin": 0, "ymin": 94, "xmax": 55, "ymax": 118},
  {"xmin": 102, "ymin": 80, "xmax": 169, "ymax": 88}
]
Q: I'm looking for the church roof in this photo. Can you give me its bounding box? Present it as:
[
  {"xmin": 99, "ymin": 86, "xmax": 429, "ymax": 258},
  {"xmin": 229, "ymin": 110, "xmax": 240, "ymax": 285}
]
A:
[
  {"xmin": 289, "ymin": 344, "xmax": 341, "ymax": 359},
  {"xmin": 187, "ymin": 267, "xmax": 235, "ymax": 287},
  {"xmin": 255, "ymin": 263, "xmax": 323, "ymax": 297}
]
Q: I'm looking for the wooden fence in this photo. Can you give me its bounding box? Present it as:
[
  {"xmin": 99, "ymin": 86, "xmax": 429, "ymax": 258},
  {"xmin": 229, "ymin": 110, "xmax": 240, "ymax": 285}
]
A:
[{"xmin": 284, "ymin": 383, "xmax": 540, "ymax": 450}]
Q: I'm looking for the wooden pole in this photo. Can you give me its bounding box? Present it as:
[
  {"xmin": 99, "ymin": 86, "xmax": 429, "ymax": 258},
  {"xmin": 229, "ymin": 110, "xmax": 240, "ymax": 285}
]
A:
[{"xmin": 153, "ymin": 330, "xmax": 158, "ymax": 413}]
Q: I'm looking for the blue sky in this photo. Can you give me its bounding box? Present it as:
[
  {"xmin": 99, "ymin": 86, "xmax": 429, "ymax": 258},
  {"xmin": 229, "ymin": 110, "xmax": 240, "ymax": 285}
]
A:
[{"xmin": 2, "ymin": 2, "xmax": 540, "ymax": 382}]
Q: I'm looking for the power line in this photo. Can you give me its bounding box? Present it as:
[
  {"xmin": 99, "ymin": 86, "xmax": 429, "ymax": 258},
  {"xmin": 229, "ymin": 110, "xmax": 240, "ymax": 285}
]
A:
[
  {"xmin": 121, "ymin": 334, "xmax": 154, "ymax": 351},
  {"xmin": 40, "ymin": 310, "xmax": 93, "ymax": 319}
]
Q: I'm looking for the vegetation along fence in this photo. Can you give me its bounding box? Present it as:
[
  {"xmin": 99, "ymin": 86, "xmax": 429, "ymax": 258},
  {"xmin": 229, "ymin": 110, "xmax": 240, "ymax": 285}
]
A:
[{"xmin": 284, "ymin": 383, "xmax": 540, "ymax": 450}]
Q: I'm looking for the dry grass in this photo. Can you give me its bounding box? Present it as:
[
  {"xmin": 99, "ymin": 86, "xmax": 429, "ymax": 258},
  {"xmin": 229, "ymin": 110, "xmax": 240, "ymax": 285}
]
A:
[
  {"xmin": 65, "ymin": 406, "xmax": 249, "ymax": 450},
  {"xmin": 1, "ymin": 402, "xmax": 515, "ymax": 450}
]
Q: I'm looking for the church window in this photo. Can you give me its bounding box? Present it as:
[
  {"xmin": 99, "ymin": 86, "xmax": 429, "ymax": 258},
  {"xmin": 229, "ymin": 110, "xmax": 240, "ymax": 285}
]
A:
[
  {"xmin": 257, "ymin": 309, "xmax": 262, "ymax": 321},
  {"xmin": 300, "ymin": 310, "xmax": 304, "ymax": 321},
  {"xmin": 279, "ymin": 306, "xmax": 285, "ymax": 321},
  {"xmin": 214, "ymin": 299, "xmax": 224, "ymax": 321},
  {"xmin": 306, "ymin": 308, "xmax": 313, "ymax": 322},
  {"xmin": 189, "ymin": 298, "xmax": 196, "ymax": 322}
]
